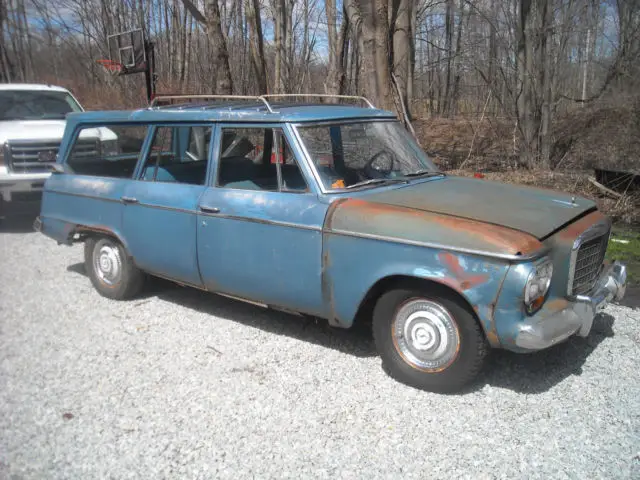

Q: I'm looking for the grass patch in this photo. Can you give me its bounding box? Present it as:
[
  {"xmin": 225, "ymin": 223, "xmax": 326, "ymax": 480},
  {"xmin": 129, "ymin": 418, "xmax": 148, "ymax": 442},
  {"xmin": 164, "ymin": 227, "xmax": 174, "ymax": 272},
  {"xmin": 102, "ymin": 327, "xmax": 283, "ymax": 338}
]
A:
[{"xmin": 606, "ymin": 226, "xmax": 640, "ymax": 286}]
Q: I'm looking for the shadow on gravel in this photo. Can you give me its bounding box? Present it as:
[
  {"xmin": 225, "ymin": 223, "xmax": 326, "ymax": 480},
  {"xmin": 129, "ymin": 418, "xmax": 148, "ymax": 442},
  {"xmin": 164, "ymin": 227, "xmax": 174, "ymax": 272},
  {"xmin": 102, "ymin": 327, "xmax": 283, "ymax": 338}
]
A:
[
  {"xmin": 65, "ymin": 261, "xmax": 620, "ymax": 387},
  {"xmin": 0, "ymin": 213, "xmax": 39, "ymax": 234},
  {"xmin": 469, "ymin": 313, "xmax": 616, "ymax": 394},
  {"xmin": 66, "ymin": 263, "xmax": 377, "ymax": 358}
]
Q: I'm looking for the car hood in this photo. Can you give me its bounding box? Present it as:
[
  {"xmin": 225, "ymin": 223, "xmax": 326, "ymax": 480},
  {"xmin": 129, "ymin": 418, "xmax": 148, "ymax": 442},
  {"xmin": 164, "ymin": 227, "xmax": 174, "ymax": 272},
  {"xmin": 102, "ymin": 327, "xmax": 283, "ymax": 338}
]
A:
[
  {"xmin": 360, "ymin": 175, "xmax": 596, "ymax": 240},
  {"xmin": 0, "ymin": 119, "xmax": 68, "ymax": 143}
]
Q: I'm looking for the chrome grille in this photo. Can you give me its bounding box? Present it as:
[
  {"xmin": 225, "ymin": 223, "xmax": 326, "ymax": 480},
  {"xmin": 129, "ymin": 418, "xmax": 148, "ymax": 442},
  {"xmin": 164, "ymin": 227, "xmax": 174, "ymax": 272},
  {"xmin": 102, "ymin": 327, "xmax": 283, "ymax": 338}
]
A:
[
  {"xmin": 7, "ymin": 139, "xmax": 99, "ymax": 173},
  {"xmin": 570, "ymin": 231, "xmax": 609, "ymax": 295}
]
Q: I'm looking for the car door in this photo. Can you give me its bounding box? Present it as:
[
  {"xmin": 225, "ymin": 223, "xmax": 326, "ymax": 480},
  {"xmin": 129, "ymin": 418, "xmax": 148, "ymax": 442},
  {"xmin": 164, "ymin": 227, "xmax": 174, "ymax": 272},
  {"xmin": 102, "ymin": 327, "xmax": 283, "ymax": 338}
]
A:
[
  {"xmin": 121, "ymin": 124, "xmax": 213, "ymax": 287},
  {"xmin": 196, "ymin": 124, "xmax": 328, "ymax": 316}
]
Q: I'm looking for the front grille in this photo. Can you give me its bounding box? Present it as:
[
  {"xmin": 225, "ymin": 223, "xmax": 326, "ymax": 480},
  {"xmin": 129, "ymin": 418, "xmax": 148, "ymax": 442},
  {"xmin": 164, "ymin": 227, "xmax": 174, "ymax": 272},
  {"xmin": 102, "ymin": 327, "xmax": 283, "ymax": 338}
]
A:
[
  {"xmin": 6, "ymin": 139, "xmax": 99, "ymax": 173},
  {"xmin": 570, "ymin": 231, "xmax": 609, "ymax": 295}
]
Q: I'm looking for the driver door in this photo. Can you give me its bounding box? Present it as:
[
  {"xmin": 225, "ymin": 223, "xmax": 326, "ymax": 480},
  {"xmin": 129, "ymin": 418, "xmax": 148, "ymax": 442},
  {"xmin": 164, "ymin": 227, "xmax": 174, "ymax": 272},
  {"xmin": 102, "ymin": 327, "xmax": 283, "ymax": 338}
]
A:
[{"xmin": 196, "ymin": 124, "xmax": 328, "ymax": 316}]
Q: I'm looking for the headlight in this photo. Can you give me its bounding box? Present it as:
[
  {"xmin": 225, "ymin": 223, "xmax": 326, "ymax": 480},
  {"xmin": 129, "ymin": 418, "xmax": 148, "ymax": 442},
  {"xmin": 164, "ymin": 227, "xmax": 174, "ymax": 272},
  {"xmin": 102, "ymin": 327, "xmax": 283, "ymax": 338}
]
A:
[
  {"xmin": 524, "ymin": 258, "xmax": 553, "ymax": 314},
  {"xmin": 101, "ymin": 139, "xmax": 119, "ymax": 156}
]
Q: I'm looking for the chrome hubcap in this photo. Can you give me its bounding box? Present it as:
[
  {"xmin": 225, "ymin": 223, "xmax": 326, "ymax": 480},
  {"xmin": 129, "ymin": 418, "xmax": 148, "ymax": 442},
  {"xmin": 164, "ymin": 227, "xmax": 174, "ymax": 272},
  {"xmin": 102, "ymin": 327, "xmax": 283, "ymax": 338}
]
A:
[
  {"xmin": 392, "ymin": 299, "xmax": 460, "ymax": 371},
  {"xmin": 93, "ymin": 241, "xmax": 122, "ymax": 285}
]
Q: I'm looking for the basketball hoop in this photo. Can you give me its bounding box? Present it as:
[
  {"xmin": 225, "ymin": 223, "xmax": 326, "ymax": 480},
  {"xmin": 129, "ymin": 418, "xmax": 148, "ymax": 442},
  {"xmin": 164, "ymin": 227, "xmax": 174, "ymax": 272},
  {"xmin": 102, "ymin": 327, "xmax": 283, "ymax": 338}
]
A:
[{"xmin": 97, "ymin": 59, "xmax": 123, "ymax": 75}]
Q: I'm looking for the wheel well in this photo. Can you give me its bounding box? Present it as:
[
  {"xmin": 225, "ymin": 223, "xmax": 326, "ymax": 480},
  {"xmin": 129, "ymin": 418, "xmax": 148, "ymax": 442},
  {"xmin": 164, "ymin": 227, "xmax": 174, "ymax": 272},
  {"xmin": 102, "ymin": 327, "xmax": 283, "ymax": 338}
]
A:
[
  {"xmin": 76, "ymin": 226, "xmax": 132, "ymax": 258},
  {"xmin": 353, "ymin": 275, "xmax": 484, "ymax": 335}
]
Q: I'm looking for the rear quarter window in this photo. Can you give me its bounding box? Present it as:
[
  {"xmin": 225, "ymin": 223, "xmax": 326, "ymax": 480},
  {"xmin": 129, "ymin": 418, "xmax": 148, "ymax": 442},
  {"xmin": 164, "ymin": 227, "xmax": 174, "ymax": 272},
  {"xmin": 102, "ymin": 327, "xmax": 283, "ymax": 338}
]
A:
[{"xmin": 66, "ymin": 125, "xmax": 148, "ymax": 178}]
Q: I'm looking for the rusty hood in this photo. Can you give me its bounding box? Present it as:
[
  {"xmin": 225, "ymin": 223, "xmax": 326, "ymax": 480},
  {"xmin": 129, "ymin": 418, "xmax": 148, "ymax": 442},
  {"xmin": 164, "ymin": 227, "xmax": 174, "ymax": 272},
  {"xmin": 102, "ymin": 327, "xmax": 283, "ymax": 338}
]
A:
[{"xmin": 359, "ymin": 175, "xmax": 596, "ymax": 240}]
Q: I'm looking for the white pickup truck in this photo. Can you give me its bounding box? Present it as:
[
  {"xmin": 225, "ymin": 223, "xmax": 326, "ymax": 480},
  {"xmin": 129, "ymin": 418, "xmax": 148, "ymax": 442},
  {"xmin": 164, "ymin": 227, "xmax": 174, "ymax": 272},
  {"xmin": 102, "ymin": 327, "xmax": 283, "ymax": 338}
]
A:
[{"xmin": 0, "ymin": 83, "xmax": 117, "ymax": 220}]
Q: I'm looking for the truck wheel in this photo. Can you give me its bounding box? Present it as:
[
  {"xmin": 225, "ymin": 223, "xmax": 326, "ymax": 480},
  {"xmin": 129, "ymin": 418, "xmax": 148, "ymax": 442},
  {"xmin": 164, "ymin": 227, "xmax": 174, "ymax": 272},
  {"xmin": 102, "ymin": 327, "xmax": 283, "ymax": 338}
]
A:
[
  {"xmin": 84, "ymin": 236, "xmax": 145, "ymax": 300},
  {"xmin": 372, "ymin": 285, "xmax": 488, "ymax": 393}
]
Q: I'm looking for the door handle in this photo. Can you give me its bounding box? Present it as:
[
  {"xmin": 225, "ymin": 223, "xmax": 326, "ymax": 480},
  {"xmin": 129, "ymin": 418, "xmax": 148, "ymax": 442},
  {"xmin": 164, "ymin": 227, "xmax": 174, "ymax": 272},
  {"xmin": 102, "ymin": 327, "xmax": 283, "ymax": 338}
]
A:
[
  {"xmin": 199, "ymin": 205, "xmax": 220, "ymax": 214},
  {"xmin": 121, "ymin": 196, "xmax": 139, "ymax": 204}
]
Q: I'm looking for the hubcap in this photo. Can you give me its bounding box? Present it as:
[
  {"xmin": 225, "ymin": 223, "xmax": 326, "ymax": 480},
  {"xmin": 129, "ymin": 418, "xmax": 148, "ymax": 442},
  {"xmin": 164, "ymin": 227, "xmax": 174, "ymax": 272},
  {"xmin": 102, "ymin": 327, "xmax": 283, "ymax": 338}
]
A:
[
  {"xmin": 93, "ymin": 240, "xmax": 122, "ymax": 285},
  {"xmin": 392, "ymin": 299, "xmax": 460, "ymax": 372}
]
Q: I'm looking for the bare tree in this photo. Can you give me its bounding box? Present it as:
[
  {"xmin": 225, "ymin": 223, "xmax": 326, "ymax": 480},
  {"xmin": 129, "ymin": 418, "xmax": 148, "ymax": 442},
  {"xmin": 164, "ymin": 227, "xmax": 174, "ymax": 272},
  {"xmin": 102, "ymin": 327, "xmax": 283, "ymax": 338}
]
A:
[{"xmin": 182, "ymin": 0, "xmax": 233, "ymax": 94}]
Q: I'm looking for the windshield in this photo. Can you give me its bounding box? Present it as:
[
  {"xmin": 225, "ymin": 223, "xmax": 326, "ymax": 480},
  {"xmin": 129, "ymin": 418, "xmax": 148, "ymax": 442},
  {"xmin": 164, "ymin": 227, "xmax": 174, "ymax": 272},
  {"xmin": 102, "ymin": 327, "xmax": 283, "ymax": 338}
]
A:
[
  {"xmin": 296, "ymin": 120, "xmax": 439, "ymax": 190},
  {"xmin": 0, "ymin": 90, "xmax": 82, "ymax": 121}
]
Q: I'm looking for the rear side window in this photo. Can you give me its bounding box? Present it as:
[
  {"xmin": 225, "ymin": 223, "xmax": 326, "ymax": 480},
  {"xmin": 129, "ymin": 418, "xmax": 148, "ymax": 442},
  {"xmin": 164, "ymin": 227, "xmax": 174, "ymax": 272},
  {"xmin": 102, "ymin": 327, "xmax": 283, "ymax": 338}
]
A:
[
  {"xmin": 139, "ymin": 125, "xmax": 212, "ymax": 185},
  {"xmin": 66, "ymin": 125, "xmax": 148, "ymax": 178}
]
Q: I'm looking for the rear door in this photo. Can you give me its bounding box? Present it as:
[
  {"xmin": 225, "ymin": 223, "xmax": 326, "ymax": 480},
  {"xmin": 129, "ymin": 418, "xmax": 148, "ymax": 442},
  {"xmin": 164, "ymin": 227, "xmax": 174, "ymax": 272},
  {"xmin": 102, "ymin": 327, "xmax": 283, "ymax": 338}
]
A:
[
  {"xmin": 121, "ymin": 124, "xmax": 213, "ymax": 287},
  {"xmin": 40, "ymin": 123, "xmax": 148, "ymax": 244}
]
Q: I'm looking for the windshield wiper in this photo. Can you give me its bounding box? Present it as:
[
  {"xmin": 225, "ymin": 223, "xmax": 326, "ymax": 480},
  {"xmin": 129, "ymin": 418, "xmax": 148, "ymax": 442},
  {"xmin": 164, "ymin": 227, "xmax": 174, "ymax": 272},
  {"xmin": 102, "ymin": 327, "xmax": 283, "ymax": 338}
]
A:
[
  {"xmin": 403, "ymin": 170, "xmax": 446, "ymax": 178},
  {"xmin": 344, "ymin": 178, "xmax": 407, "ymax": 189}
]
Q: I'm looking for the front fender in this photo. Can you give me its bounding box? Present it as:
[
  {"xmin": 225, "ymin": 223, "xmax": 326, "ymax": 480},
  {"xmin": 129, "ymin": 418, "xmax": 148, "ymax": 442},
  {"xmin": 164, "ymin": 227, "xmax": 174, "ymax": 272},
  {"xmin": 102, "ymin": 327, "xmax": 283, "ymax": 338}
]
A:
[{"xmin": 323, "ymin": 231, "xmax": 509, "ymax": 346}]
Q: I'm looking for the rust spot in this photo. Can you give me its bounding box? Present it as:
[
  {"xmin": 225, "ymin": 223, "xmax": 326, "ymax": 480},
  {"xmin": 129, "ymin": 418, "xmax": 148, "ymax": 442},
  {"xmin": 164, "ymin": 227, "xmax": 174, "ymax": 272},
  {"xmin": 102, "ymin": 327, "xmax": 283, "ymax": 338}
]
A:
[
  {"xmin": 438, "ymin": 252, "xmax": 489, "ymax": 290},
  {"xmin": 431, "ymin": 214, "xmax": 541, "ymax": 255},
  {"xmin": 557, "ymin": 210, "xmax": 608, "ymax": 242},
  {"xmin": 541, "ymin": 297, "xmax": 570, "ymax": 312},
  {"xmin": 485, "ymin": 330, "xmax": 500, "ymax": 346},
  {"xmin": 323, "ymin": 197, "xmax": 349, "ymax": 231},
  {"xmin": 338, "ymin": 198, "xmax": 542, "ymax": 256}
]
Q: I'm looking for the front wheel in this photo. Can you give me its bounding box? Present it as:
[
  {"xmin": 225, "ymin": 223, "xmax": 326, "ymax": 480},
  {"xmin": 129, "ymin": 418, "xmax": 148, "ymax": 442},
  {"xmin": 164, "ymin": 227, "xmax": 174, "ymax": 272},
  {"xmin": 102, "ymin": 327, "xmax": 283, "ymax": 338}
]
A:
[
  {"xmin": 372, "ymin": 285, "xmax": 488, "ymax": 393},
  {"xmin": 84, "ymin": 236, "xmax": 145, "ymax": 300}
]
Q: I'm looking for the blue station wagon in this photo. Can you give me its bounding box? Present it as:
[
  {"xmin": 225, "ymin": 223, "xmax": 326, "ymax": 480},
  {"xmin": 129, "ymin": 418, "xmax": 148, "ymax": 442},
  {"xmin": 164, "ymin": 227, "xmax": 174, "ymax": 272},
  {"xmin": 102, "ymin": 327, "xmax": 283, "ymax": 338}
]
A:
[{"xmin": 34, "ymin": 94, "xmax": 628, "ymax": 393}]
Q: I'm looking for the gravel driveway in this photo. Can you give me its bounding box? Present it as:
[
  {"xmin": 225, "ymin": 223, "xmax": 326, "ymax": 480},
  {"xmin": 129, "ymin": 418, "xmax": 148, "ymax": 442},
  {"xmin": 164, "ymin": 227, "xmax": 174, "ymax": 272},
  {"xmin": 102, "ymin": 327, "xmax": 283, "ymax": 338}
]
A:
[{"xmin": 1, "ymin": 215, "xmax": 639, "ymax": 479}]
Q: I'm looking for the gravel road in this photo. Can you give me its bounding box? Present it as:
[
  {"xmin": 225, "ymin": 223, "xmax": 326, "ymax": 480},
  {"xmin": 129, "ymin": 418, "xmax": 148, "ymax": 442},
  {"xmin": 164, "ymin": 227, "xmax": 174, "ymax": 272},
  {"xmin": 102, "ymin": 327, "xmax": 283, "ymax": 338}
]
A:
[{"xmin": 1, "ymin": 215, "xmax": 639, "ymax": 479}]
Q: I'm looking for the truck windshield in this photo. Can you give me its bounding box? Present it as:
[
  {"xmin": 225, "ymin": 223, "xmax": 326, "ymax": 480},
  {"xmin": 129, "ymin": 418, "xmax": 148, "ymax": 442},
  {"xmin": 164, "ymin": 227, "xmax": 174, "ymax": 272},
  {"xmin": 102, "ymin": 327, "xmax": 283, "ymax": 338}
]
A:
[
  {"xmin": 0, "ymin": 90, "xmax": 83, "ymax": 121},
  {"xmin": 295, "ymin": 120, "xmax": 440, "ymax": 190}
]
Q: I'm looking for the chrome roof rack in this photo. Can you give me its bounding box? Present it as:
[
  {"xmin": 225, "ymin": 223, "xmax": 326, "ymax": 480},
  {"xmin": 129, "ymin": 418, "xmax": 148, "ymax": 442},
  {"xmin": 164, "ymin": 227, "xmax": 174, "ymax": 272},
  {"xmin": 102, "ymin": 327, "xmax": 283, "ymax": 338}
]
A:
[
  {"xmin": 148, "ymin": 93, "xmax": 376, "ymax": 111},
  {"xmin": 148, "ymin": 95, "xmax": 275, "ymax": 111},
  {"xmin": 258, "ymin": 94, "xmax": 376, "ymax": 109}
]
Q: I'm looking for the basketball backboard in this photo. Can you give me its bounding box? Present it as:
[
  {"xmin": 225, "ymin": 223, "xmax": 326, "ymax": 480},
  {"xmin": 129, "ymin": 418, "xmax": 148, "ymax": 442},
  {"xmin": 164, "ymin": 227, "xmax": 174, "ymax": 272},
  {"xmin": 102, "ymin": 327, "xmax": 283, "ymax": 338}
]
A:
[{"xmin": 107, "ymin": 28, "xmax": 146, "ymax": 74}]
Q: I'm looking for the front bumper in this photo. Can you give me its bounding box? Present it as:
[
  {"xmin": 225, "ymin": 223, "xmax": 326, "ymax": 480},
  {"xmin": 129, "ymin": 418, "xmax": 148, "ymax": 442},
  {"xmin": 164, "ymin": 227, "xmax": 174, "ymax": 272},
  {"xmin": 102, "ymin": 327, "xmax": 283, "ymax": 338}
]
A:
[
  {"xmin": 515, "ymin": 261, "xmax": 627, "ymax": 350},
  {"xmin": 0, "ymin": 170, "xmax": 49, "ymax": 217}
]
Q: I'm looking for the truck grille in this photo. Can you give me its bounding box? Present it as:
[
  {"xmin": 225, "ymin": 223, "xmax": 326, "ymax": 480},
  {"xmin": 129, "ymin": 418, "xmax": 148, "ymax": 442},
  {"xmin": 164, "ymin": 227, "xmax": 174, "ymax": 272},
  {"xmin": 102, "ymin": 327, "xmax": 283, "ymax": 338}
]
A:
[
  {"xmin": 6, "ymin": 139, "xmax": 99, "ymax": 173},
  {"xmin": 570, "ymin": 231, "xmax": 609, "ymax": 295}
]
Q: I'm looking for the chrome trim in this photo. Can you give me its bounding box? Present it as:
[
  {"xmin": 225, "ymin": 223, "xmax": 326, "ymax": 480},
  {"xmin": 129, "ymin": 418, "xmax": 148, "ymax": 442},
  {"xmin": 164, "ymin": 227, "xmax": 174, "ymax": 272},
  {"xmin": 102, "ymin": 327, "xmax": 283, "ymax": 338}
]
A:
[
  {"xmin": 214, "ymin": 291, "xmax": 269, "ymax": 308},
  {"xmin": 149, "ymin": 94, "xmax": 275, "ymax": 112},
  {"xmin": 516, "ymin": 260, "xmax": 627, "ymax": 350},
  {"xmin": 135, "ymin": 202, "xmax": 195, "ymax": 215},
  {"xmin": 201, "ymin": 211, "xmax": 323, "ymax": 232},
  {"xmin": 149, "ymin": 93, "xmax": 377, "ymax": 111},
  {"xmin": 327, "ymin": 228, "xmax": 550, "ymax": 262},
  {"xmin": 45, "ymin": 189, "xmax": 122, "ymax": 203},
  {"xmin": 566, "ymin": 217, "xmax": 612, "ymax": 295},
  {"xmin": 259, "ymin": 94, "xmax": 376, "ymax": 109}
]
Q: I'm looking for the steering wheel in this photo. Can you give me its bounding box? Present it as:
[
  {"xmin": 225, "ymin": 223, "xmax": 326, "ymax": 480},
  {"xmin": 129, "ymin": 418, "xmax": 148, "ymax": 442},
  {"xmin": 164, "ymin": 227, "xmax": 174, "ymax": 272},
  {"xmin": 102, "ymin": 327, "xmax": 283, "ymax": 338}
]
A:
[{"xmin": 363, "ymin": 149, "xmax": 396, "ymax": 179}]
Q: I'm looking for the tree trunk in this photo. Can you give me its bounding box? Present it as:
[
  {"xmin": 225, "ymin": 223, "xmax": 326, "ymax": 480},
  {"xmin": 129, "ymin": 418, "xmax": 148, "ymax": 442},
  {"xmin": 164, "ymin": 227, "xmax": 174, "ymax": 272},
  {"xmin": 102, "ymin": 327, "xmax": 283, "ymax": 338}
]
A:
[
  {"xmin": 325, "ymin": 0, "xmax": 349, "ymax": 96},
  {"xmin": 391, "ymin": 0, "xmax": 412, "ymax": 119},
  {"xmin": 345, "ymin": 0, "xmax": 393, "ymax": 111},
  {"xmin": 245, "ymin": 0, "xmax": 268, "ymax": 93},
  {"xmin": 515, "ymin": 0, "xmax": 536, "ymax": 167},
  {"xmin": 538, "ymin": 0, "xmax": 552, "ymax": 168}
]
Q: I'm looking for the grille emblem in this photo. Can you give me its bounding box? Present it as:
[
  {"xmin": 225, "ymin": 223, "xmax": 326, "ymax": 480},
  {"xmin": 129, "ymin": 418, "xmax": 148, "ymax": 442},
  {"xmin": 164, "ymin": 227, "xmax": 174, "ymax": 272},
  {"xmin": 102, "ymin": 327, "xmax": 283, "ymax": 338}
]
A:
[{"xmin": 38, "ymin": 150, "xmax": 57, "ymax": 163}]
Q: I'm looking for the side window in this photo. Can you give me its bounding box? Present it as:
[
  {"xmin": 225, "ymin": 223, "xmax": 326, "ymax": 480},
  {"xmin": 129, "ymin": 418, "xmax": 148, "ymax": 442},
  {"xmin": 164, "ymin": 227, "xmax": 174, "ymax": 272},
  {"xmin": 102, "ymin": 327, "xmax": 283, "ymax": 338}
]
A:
[
  {"xmin": 66, "ymin": 125, "xmax": 147, "ymax": 178},
  {"xmin": 139, "ymin": 125, "xmax": 212, "ymax": 185},
  {"xmin": 217, "ymin": 127, "xmax": 307, "ymax": 192}
]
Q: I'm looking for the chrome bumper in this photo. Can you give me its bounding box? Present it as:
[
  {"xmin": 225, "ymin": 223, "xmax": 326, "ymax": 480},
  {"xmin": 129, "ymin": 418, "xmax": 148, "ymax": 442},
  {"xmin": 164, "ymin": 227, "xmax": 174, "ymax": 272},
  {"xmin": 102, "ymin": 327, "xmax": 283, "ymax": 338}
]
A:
[{"xmin": 515, "ymin": 261, "xmax": 627, "ymax": 350}]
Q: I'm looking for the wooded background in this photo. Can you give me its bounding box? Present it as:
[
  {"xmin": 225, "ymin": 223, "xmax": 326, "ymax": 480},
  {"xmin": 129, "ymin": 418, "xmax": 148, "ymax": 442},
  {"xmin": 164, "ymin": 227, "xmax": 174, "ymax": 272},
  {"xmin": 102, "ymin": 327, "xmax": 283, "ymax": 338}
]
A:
[{"xmin": 1, "ymin": 0, "xmax": 639, "ymax": 171}]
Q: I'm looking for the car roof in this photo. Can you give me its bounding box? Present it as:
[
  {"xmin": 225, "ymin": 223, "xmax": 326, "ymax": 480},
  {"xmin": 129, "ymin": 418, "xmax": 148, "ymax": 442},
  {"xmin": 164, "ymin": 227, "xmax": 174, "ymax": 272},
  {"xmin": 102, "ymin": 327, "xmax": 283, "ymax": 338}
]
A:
[
  {"xmin": 0, "ymin": 83, "xmax": 71, "ymax": 92},
  {"xmin": 65, "ymin": 101, "xmax": 398, "ymax": 125}
]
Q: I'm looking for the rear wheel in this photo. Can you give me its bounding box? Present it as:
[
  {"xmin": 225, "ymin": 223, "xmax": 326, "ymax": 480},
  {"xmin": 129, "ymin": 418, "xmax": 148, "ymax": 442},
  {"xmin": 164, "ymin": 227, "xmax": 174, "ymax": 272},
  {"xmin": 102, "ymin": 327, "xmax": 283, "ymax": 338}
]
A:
[
  {"xmin": 372, "ymin": 284, "xmax": 488, "ymax": 393},
  {"xmin": 84, "ymin": 236, "xmax": 145, "ymax": 300}
]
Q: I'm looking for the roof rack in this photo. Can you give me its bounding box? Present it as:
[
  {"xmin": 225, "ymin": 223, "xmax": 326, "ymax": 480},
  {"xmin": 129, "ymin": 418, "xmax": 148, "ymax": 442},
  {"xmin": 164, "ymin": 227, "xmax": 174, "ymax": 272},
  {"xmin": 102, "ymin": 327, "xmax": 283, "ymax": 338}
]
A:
[
  {"xmin": 258, "ymin": 94, "xmax": 376, "ymax": 109},
  {"xmin": 148, "ymin": 93, "xmax": 376, "ymax": 111},
  {"xmin": 148, "ymin": 95, "xmax": 275, "ymax": 111}
]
